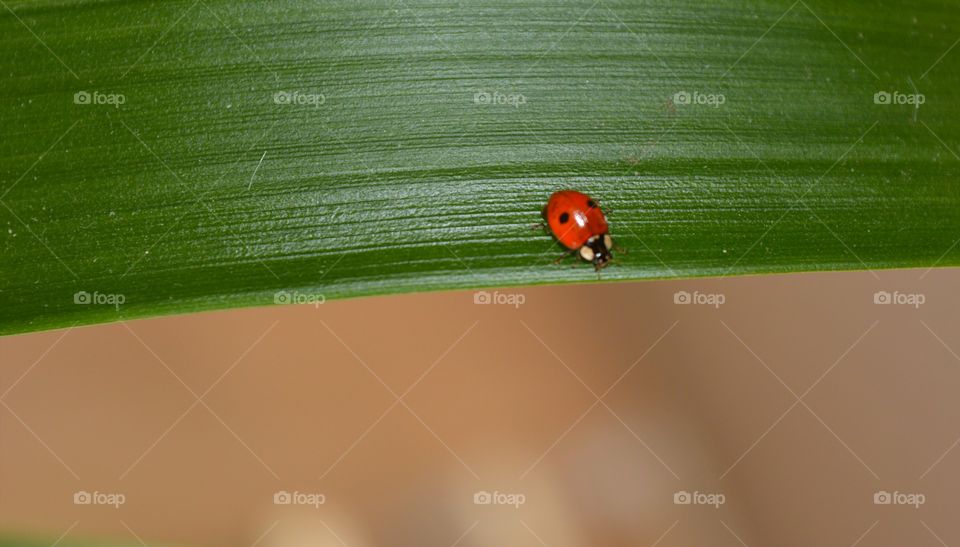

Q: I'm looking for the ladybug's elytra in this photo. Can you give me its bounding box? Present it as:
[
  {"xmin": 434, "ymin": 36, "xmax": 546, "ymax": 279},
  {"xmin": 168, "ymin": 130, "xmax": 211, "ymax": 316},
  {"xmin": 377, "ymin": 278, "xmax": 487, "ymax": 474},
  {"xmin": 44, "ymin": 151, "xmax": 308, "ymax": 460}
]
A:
[{"xmin": 541, "ymin": 190, "xmax": 614, "ymax": 270}]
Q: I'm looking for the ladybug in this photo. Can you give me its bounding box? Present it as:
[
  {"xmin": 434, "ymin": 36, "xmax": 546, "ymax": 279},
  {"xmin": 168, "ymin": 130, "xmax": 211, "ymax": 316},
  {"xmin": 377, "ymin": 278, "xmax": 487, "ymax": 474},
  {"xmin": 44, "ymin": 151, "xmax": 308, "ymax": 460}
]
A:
[{"xmin": 541, "ymin": 190, "xmax": 614, "ymax": 270}]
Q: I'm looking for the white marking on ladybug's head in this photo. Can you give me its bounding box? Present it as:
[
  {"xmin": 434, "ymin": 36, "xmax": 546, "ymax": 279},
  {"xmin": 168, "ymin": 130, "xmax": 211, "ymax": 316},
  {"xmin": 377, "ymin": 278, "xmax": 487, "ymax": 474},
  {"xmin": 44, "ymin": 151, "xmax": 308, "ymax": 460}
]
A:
[
  {"xmin": 603, "ymin": 234, "xmax": 613, "ymax": 250},
  {"xmin": 579, "ymin": 245, "xmax": 595, "ymax": 262}
]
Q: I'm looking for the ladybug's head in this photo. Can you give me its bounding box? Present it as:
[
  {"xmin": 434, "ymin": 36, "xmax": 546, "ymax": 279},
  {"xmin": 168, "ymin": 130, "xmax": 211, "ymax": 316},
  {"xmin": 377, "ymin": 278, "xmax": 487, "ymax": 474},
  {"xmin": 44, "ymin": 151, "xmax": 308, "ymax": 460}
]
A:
[{"xmin": 579, "ymin": 233, "xmax": 613, "ymax": 270}]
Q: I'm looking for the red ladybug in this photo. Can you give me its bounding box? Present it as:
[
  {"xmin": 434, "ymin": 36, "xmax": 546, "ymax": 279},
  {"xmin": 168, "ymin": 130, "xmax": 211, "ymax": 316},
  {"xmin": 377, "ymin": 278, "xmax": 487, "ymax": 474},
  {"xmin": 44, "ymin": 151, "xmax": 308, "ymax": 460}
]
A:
[{"xmin": 541, "ymin": 190, "xmax": 614, "ymax": 270}]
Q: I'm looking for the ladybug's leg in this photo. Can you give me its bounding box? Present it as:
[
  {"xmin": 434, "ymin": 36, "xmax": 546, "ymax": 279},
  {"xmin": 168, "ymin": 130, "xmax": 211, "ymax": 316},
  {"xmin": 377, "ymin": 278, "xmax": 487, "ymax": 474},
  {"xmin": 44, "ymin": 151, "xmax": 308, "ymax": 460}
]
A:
[
  {"xmin": 553, "ymin": 249, "xmax": 577, "ymax": 264},
  {"xmin": 533, "ymin": 206, "xmax": 550, "ymax": 232}
]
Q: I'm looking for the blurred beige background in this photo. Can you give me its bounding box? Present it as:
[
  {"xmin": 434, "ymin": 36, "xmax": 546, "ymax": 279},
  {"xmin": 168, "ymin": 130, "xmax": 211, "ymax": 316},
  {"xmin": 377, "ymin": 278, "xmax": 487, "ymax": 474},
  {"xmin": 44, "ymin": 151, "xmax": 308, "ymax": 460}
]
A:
[{"xmin": 1, "ymin": 268, "xmax": 958, "ymax": 547}]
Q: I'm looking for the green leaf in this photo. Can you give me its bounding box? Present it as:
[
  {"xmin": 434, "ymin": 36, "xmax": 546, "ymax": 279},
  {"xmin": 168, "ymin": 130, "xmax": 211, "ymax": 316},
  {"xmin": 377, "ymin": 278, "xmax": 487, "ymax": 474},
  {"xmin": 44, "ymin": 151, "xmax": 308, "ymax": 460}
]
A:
[{"xmin": 2, "ymin": 0, "xmax": 959, "ymax": 336}]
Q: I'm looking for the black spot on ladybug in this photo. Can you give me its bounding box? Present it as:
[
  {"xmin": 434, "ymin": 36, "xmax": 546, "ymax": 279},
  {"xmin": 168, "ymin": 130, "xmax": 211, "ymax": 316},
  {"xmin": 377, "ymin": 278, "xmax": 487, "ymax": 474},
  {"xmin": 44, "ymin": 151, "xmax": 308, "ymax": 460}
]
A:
[
  {"xmin": 558, "ymin": 212, "xmax": 570, "ymax": 224},
  {"xmin": 587, "ymin": 200, "xmax": 596, "ymax": 208}
]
